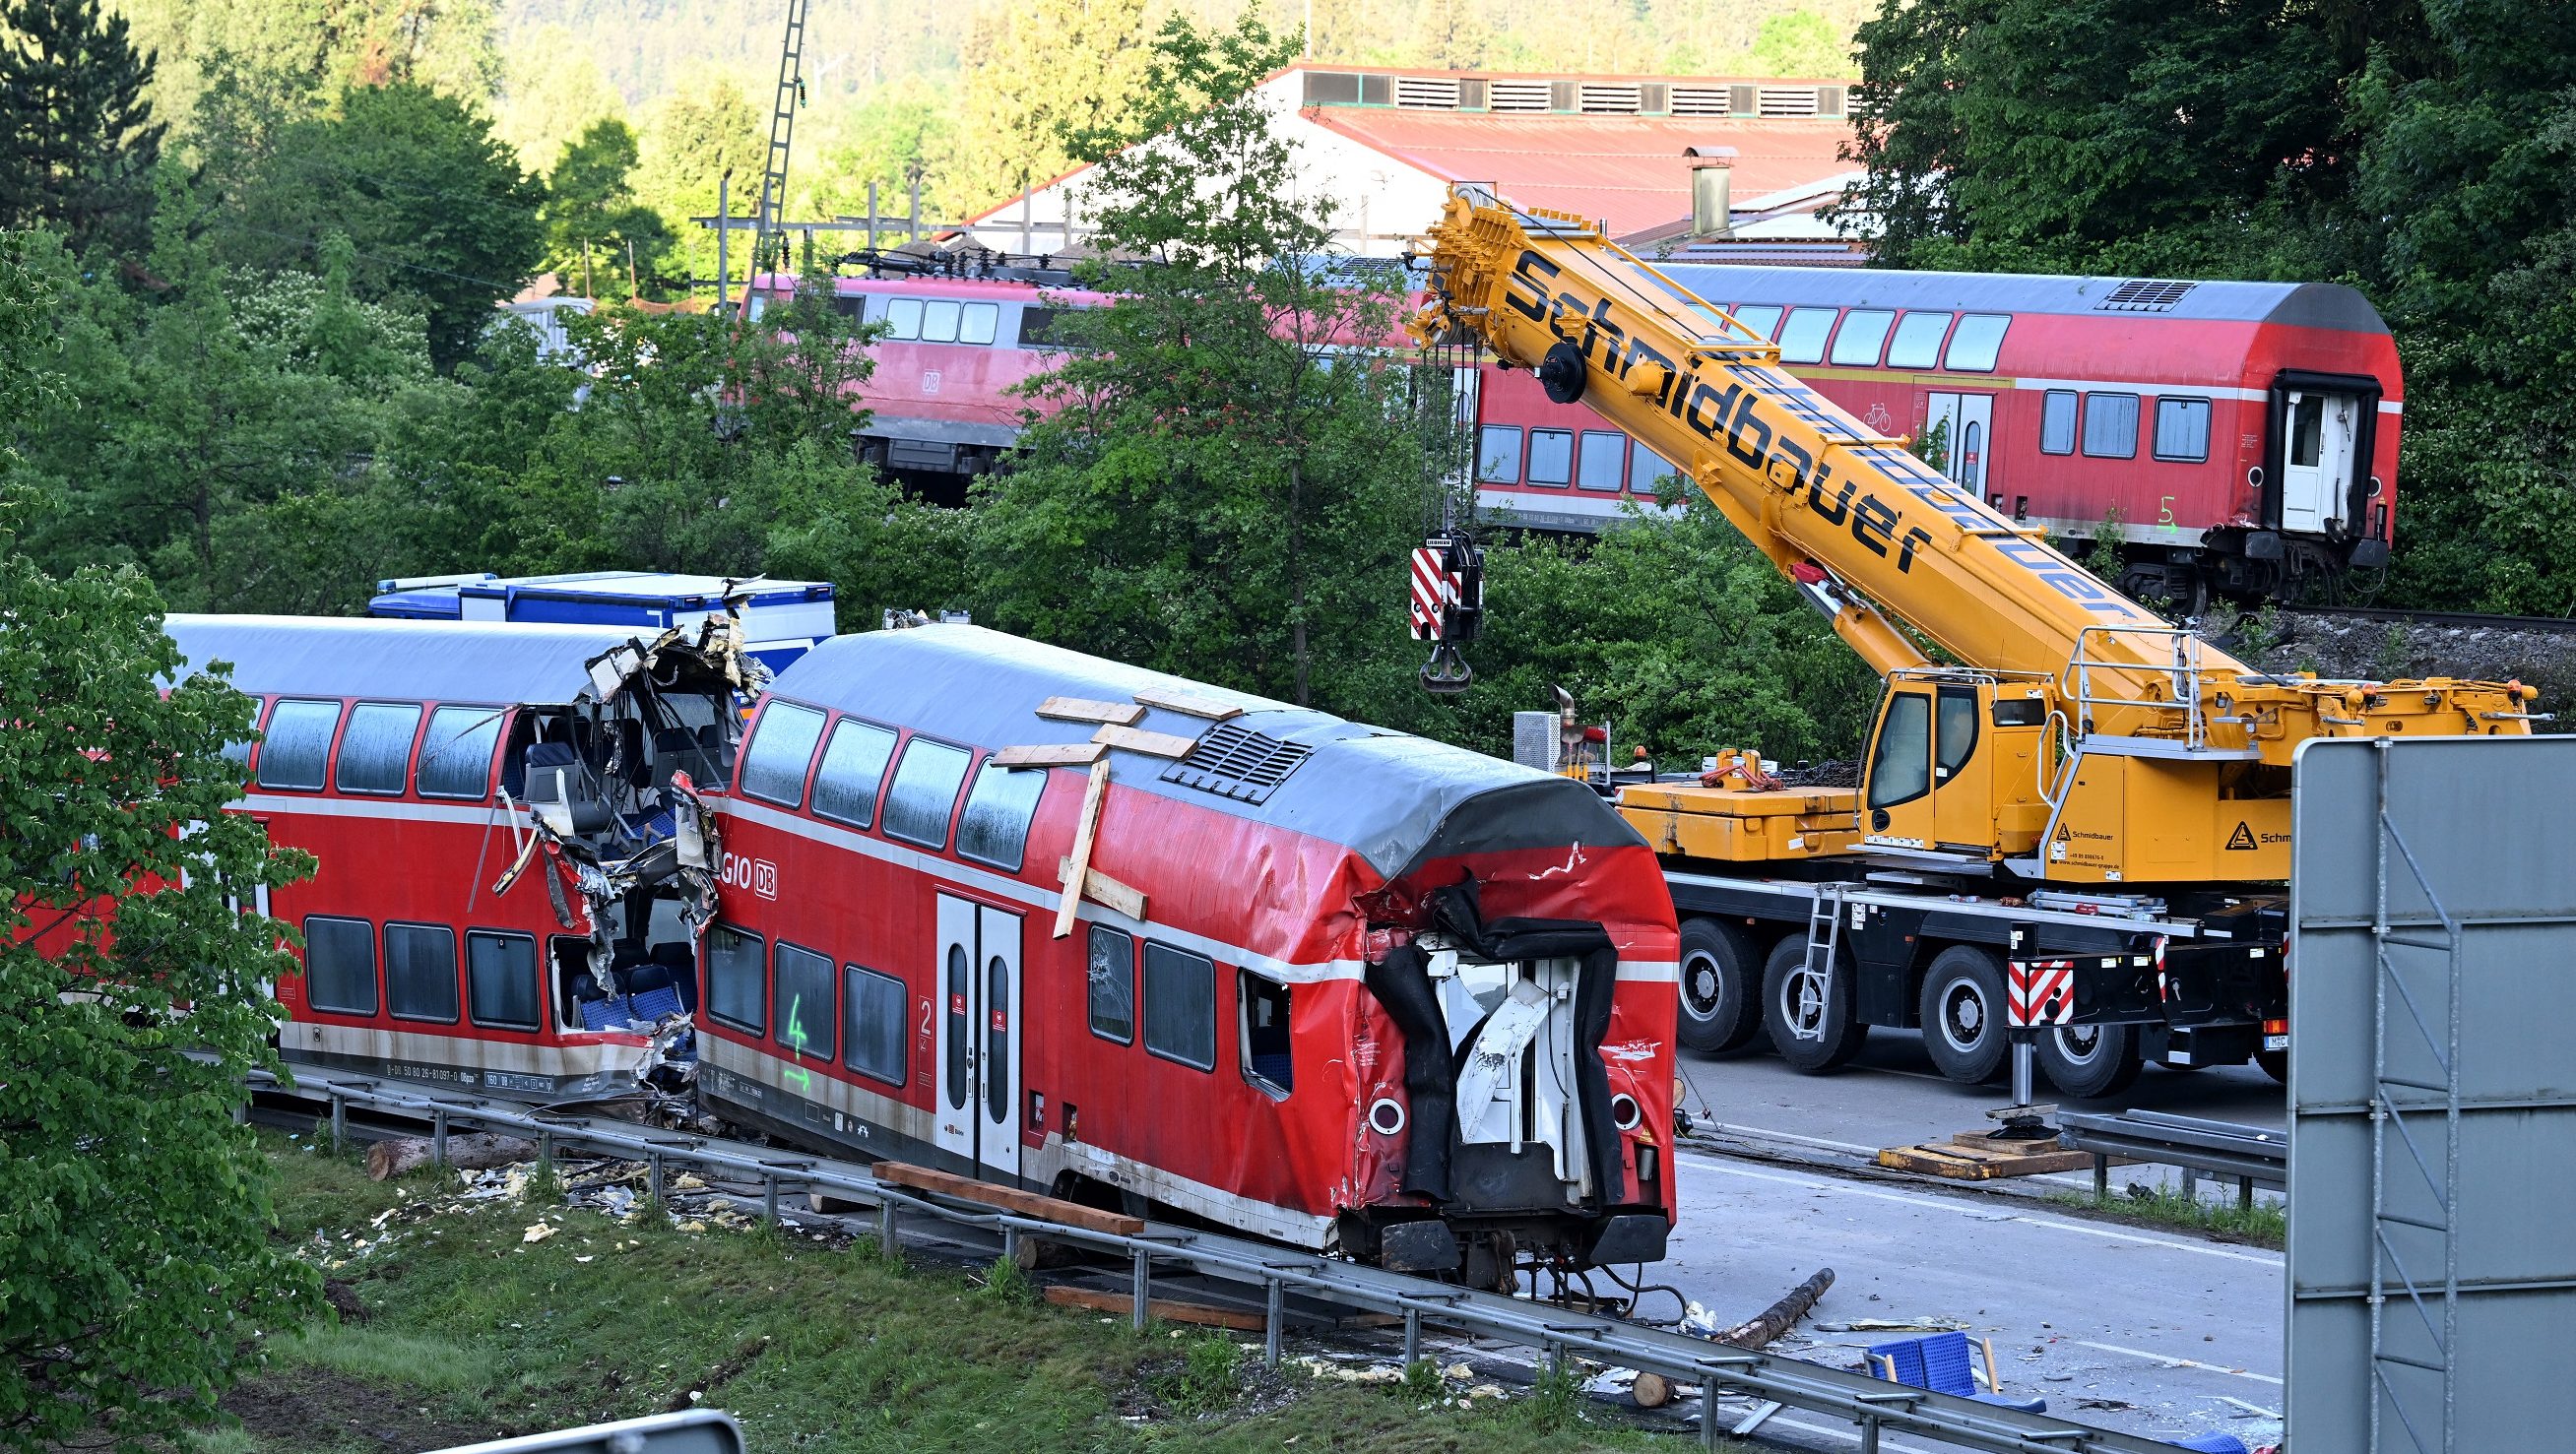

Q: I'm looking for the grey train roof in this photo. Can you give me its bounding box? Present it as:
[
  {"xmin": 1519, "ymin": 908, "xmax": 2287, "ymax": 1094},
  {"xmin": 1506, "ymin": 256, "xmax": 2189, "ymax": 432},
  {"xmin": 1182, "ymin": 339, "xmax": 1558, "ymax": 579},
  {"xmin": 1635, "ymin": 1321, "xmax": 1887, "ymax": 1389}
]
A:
[
  {"xmin": 1650, "ymin": 262, "xmax": 2389, "ymax": 334},
  {"xmin": 765, "ymin": 625, "xmax": 1647, "ymax": 882},
  {"xmin": 164, "ymin": 614, "xmax": 652, "ymax": 706}
]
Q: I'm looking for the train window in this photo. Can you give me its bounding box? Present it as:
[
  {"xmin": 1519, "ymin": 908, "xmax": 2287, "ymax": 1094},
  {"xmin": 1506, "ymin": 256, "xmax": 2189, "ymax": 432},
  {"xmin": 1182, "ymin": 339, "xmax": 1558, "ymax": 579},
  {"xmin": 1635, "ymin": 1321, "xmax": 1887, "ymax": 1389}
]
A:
[
  {"xmin": 882, "ymin": 736, "xmax": 974, "ymax": 850},
  {"xmin": 418, "ymin": 705, "xmax": 502, "ymax": 799},
  {"xmin": 2154, "ymin": 397, "xmax": 2212, "ymax": 463},
  {"xmin": 1087, "ymin": 925, "xmax": 1135, "ymax": 1043},
  {"xmin": 257, "ymin": 699, "xmax": 341, "ymax": 791},
  {"xmin": 222, "ymin": 732, "xmax": 254, "ymax": 773},
  {"xmin": 1630, "ymin": 443, "xmax": 1676, "ymax": 495},
  {"xmin": 812, "ymin": 718, "xmax": 898, "ymax": 829},
  {"xmin": 959, "ymin": 302, "xmax": 999, "ymax": 346},
  {"xmin": 1729, "ymin": 304, "xmax": 1783, "ymax": 340},
  {"xmin": 2040, "ymin": 391, "xmax": 2079, "ymax": 455},
  {"xmin": 958, "ymin": 761, "xmax": 1047, "ymax": 871},
  {"xmin": 2082, "ymin": 393, "xmax": 2141, "ymax": 459},
  {"xmin": 1526, "ymin": 429, "xmax": 1574, "ymax": 486},
  {"xmin": 1476, "ymin": 425, "xmax": 1522, "ymax": 483},
  {"xmin": 1886, "ymin": 311, "xmax": 1953, "ymax": 370},
  {"xmin": 302, "ymin": 916, "xmax": 377, "ymax": 1016},
  {"xmin": 1828, "ymin": 308, "xmax": 1897, "ymax": 366},
  {"xmin": 882, "ymin": 296, "xmax": 923, "ymax": 340},
  {"xmin": 772, "ymin": 942, "xmax": 836, "ymax": 1062},
  {"xmin": 703, "ymin": 922, "xmax": 765, "ymax": 1034},
  {"xmin": 921, "ymin": 298, "xmax": 963, "ymax": 343},
  {"xmin": 466, "ymin": 930, "xmax": 541, "ymax": 1032},
  {"xmin": 383, "ymin": 922, "xmax": 459, "ymax": 1024},
  {"xmin": 741, "ymin": 701, "xmax": 827, "ymax": 808},
  {"xmin": 1019, "ymin": 304, "xmax": 1093, "ymax": 349},
  {"xmin": 843, "ymin": 964, "xmax": 907, "ymax": 1086},
  {"xmin": 829, "ymin": 293, "xmax": 864, "ymax": 319},
  {"xmin": 1577, "ymin": 431, "xmax": 1627, "ymax": 491},
  {"xmin": 1776, "ymin": 307, "xmax": 1836, "ymax": 364},
  {"xmin": 1944, "ymin": 314, "xmax": 2010, "ymax": 372},
  {"xmin": 1240, "ymin": 971, "xmax": 1292, "ymax": 1097},
  {"xmin": 1142, "ymin": 942, "xmax": 1216, "ymax": 1071},
  {"xmin": 1865, "ymin": 692, "xmax": 1932, "ymax": 810},
  {"xmin": 335, "ymin": 701, "xmax": 421, "ymax": 795}
]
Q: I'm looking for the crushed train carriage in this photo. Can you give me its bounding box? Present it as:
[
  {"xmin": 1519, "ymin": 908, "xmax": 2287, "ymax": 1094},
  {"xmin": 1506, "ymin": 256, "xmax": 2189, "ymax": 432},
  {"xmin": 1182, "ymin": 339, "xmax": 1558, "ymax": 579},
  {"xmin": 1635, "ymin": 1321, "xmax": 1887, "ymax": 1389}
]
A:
[{"xmin": 697, "ymin": 624, "xmax": 1682, "ymax": 1276}]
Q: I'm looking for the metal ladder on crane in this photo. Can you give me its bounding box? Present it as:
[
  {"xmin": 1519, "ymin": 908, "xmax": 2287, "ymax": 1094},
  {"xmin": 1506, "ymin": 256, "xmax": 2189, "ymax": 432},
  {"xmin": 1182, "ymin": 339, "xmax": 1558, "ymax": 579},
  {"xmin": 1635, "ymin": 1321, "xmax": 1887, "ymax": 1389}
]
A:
[
  {"xmin": 749, "ymin": 0, "xmax": 809, "ymax": 283},
  {"xmin": 1790, "ymin": 886, "xmax": 1844, "ymax": 1042}
]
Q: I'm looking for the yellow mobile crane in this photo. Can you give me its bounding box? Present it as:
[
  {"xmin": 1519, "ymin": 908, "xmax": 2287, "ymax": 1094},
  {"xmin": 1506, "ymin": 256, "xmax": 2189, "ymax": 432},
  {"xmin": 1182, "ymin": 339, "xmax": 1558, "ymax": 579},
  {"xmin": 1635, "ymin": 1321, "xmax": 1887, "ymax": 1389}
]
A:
[{"xmin": 1410, "ymin": 187, "xmax": 2540, "ymax": 1095}]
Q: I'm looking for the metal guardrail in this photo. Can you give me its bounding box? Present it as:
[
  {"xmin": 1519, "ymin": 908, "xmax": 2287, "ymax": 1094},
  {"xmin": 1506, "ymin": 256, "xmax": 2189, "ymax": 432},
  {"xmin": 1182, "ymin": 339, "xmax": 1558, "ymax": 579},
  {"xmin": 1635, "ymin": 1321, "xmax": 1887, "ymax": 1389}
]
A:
[
  {"xmin": 263, "ymin": 1068, "xmax": 2200, "ymax": 1454},
  {"xmin": 2058, "ymin": 1110, "xmax": 2286, "ymax": 1209},
  {"xmin": 430, "ymin": 1411, "xmax": 744, "ymax": 1454}
]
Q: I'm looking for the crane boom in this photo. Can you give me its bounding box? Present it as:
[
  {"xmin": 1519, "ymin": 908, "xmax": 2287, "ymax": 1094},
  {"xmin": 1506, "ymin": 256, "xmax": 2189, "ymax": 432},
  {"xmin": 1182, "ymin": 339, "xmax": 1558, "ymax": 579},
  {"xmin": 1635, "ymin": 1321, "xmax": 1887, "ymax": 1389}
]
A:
[{"xmin": 1412, "ymin": 188, "xmax": 2535, "ymax": 885}]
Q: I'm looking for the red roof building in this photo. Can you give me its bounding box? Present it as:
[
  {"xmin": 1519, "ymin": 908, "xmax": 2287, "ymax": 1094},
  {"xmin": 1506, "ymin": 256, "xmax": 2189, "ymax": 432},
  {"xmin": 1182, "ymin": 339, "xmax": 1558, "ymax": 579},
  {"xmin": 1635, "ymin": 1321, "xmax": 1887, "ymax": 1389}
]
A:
[{"xmin": 962, "ymin": 64, "xmax": 1862, "ymax": 259}]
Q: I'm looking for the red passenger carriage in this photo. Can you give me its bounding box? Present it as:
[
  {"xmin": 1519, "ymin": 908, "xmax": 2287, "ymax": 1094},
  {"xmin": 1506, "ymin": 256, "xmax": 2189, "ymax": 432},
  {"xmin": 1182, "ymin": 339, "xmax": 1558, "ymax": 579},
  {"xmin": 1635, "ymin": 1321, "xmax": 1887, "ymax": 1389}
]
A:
[{"xmin": 697, "ymin": 623, "xmax": 1682, "ymax": 1275}]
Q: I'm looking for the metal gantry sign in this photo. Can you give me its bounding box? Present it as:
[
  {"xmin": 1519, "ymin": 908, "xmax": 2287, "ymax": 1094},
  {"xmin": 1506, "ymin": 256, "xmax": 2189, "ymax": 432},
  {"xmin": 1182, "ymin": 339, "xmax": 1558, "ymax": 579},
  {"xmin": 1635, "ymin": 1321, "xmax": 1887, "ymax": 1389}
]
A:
[{"xmin": 2287, "ymin": 735, "xmax": 2576, "ymax": 1452}]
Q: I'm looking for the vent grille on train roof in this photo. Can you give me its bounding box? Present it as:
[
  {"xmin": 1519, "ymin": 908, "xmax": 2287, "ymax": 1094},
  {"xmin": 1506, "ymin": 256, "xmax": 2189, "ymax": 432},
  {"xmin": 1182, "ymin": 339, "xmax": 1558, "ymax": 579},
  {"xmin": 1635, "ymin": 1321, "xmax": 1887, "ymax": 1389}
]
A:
[
  {"xmin": 2096, "ymin": 279, "xmax": 2199, "ymax": 312},
  {"xmin": 1161, "ymin": 722, "xmax": 1316, "ymax": 805}
]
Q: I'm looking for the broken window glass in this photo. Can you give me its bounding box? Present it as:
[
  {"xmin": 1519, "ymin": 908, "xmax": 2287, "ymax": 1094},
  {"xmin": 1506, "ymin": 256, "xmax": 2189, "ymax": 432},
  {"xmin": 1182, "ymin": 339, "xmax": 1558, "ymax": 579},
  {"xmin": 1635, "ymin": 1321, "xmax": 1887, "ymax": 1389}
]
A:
[
  {"xmin": 336, "ymin": 702, "xmax": 422, "ymax": 795},
  {"xmin": 883, "ymin": 736, "xmax": 973, "ymax": 850},
  {"xmin": 303, "ymin": 915, "xmax": 376, "ymax": 1015},
  {"xmin": 258, "ymin": 699, "xmax": 341, "ymax": 791},
  {"xmin": 1143, "ymin": 941, "xmax": 1216, "ymax": 1071},
  {"xmin": 704, "ymin": 922, "xmax": 765, "ymax": 1033},
  {"xmin": 741, "ymin": 702, "xmax": 826, "ymax": 807},
  {"xmin": 1240, "ymin": 971, "xmax": 1292, "ymax": 1096},
  {"xmin": 812, "ymin": 718, "xmax": 897, "ymax": 828},
  {"xmin": 418, "ymin": 706, "xmax": 502, "ymax": 798},
  {"xmin": 772, "ymin": 942, "xmax": 836, "ymax": 1062},
  {"xmin": 383, "ymin": 922, "xmax": 459, "ymax": 1023},
  {"xmin": 844, "ymin": 964, "xmax": 907, "ymax": 1086},
  {"xmin": 1087, "ymin": 925, "xmax": 1134, "ymax": 1044},
  {"xmin": 957, "ymin": 762, "xmax": 1047, "ymax": 871},
  {"xmin": 467, "ymin": 930, "xmax": 541, "ymax": 1032}
]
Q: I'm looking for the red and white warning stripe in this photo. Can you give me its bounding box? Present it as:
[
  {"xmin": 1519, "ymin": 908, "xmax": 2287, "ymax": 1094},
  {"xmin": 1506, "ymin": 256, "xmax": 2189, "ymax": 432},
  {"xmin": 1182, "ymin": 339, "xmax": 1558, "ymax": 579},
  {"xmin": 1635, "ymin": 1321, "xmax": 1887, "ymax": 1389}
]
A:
[
  {"xmin": 1410, "ymin": 546, "xmax": 1454, "ymax": 642},
  {"xmin": 2008, "ymin": 959, "xmax": 2076, "ymax": 1028}
]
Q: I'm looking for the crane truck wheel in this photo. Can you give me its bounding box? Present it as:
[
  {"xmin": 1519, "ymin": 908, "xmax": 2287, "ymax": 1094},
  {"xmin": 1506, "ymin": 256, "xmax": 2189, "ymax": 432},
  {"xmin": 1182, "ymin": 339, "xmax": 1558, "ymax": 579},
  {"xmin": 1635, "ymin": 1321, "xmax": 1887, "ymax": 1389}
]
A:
[
  {"xmin": 1917, "ymin": 946, "xmax": 2010, "ymax": 1084},
  {"xmin": 1676, "ymin": 919, "xmax": 1765, "ymax": 1054},
  {"xmin": 1763, "ymin": 934, "xmax": 1869, "ymax": 1073},
  {"xmin": 2036, "ymin": 1023, "xmax": 2144, "ymax": 1100}
]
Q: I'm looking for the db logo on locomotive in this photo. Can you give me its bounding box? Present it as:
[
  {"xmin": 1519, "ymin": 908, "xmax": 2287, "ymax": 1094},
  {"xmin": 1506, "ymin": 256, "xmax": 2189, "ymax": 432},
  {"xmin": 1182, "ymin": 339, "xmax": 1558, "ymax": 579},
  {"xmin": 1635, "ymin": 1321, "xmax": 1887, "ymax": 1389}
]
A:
[{"xmin": 721, "ymin": 852, "xmax": 778, "ymax": 900}]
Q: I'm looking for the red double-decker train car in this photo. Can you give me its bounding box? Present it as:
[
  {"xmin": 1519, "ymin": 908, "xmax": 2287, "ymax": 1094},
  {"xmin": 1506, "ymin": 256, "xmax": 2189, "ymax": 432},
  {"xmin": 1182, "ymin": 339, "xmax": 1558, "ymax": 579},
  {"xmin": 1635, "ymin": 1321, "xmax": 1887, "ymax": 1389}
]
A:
[{"xmin": 695, "ymin": 623, "xmax": 1681, "ymax": 1278}]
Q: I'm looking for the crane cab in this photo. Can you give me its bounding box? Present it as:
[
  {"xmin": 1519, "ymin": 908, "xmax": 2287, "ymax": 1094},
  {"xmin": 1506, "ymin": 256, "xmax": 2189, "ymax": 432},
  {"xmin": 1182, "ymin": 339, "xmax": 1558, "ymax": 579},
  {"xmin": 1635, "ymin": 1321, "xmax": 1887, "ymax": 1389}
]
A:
[{"xmin": 1856, "ymin": 670, "xmax": 2053, "ymax": 861}]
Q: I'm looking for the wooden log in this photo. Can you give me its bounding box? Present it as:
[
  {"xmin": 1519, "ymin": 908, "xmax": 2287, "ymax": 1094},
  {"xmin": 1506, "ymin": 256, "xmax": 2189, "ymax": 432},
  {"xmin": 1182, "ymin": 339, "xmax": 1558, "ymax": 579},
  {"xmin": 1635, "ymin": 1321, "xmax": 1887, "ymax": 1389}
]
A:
[
  {"xmin": 1037, "ymin": 696, "xmax": 1147, "ymax": 727},
  {"xmin": 872, "ymin": 1161, "xmax": 1145, "ymax": 1237},
  {"xmin": 1043, "ymin": 1284, "xmax": 1265, "ymax": 1331},
  {"xmin": 992, "ymin": 742, "xmax": 1108, "ymax": 769},
  {"xmin": 1714, "ymin": 1266, "xmax": 1835, "ymax": 1350},
  {"xmin": 365, "ymin": 1132, "xmax": 537, "ymax": 1181},
  {"xmin": 1058, "ymin": 857, "xmax": 1146, "ymax": 920},
  {"xmin": 1053, "ymin": 761, "xmax": 1111, "ymax": 939},
  {"xmin": 1630, "ymin": 1371, "xmax": 1674, "ymax": 1409},
  {"xmin": 1131, "ymin": 686, "xmax": 1246, "ymax": 722},
  {"xmin": 1090, "ymin": 724, "xmax": 1201, "ymax": 759}
]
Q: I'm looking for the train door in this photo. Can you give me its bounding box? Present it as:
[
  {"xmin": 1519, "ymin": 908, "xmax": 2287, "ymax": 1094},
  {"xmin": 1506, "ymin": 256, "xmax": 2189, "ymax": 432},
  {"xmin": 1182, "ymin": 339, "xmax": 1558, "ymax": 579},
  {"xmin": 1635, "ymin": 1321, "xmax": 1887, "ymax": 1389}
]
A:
[
  {"xmin": 2280, "ymin": 389, "xmax": 2358, "ymax": 534},
  {"xmin": 1922, "ymin": 393, "xmax": 1994, "ymax": 492},
  {"xmin": 933, "ymin": 893, "xmax": 1023, "ymax": 1181}
]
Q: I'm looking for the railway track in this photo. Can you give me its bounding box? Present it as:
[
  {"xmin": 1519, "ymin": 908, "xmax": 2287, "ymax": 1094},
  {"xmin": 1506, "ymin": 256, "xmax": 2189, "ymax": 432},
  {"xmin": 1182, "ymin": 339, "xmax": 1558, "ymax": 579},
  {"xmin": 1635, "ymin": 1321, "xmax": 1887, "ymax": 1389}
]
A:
[
  {"xmin": 2274, "ymin": 603, "xmax": 2576, "ymax": 635},
  {"xmin": 254, "ymin": 1067, "xmax": 2200, "ymax": 1454}
]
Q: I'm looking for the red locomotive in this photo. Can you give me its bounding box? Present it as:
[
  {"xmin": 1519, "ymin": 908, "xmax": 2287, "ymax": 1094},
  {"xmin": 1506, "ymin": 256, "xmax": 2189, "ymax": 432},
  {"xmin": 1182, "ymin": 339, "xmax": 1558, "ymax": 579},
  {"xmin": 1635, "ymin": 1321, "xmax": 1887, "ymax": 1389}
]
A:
[
  {"xmin": 695, "ymin": 622, "xmax": 1680, "ymax": 1277},
  {"xmin": 763, "ymin": 259, "xmax": 2399, "ymax": 603}
]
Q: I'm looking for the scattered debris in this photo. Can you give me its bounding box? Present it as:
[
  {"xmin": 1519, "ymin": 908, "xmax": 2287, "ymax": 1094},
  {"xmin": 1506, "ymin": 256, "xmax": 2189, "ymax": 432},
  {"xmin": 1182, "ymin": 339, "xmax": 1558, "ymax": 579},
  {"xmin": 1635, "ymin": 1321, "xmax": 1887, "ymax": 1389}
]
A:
[
  {"xmin": 522, "ymin": 1224, "xmax": 558, "ymax": 1244},
  {"xmin": 367, "ymin": 1133, "xmax": 537, "ymax": 1182},
  {"xmin": 1815, "ymin": 1317, "xmax": 1970, "ymax": 1334}
]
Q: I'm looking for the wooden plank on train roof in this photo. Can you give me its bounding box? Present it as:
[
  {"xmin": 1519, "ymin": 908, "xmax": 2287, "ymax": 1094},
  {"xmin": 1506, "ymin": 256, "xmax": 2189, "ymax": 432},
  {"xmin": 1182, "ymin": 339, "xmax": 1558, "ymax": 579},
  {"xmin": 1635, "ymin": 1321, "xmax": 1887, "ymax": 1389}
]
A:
[
  {"xmin": 1130, "ymin": 686, "xmax": 1245, "ymax": 722},
  {"xmin": 1059, "ymin": 858, "xmax": 1146, "ymax": 920},
  {"xmin": 1091, "ymin": 724, "xmax": 1201, "ymax": 759},
  {"xmin": 1037, "ymin": 696, "xmax": 1148, "ymax": 727},
  {"xmin": 993, "ymin": 741, "xmax": 1109, "ymax": 769},
  {"xmin": 1042, "ymin": 1284, "xmax": 1265, "ymax": 1331},
  {"xmin": 1054, "ymin": 761, "xmax": 1111, "ymax": 940},
  {"xmin": 872, "ymin": 1160, "xmax": 1145, "ymax": 1236}
]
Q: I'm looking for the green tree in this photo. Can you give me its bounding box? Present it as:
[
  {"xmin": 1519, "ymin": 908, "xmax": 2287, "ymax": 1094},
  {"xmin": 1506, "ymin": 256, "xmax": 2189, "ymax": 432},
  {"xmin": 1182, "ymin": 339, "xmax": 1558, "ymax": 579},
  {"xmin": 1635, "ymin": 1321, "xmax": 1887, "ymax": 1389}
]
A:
[
  {"xmin": 1747, "ymin": 9, "xmax": 1855, "ymax": 77},
  {"xmin": 0, "ymin": 0, "xmax": 164, "ymax": 254},
  {"xmin": 633, "ymin": 78, "xmax": 762, "ymax": 292},
  {"xmin": 491, "ymin": 25, "xmax": 620, "ymax": 173},
  {"xmin": 796, "ymin": 78, "xmax": 956, "ymax": 225},
  {"xmin": 220, "ymin": 82, "xmax": 543, "ymax": 368},
  {"xmin": 949, "ymin": 0, "xmax": 1153, "ymax": 221},
  {"xmin": 542, "ymin": 119, "xmax": 672, "ymax": 299},
  {"xmin": 0, "ymin": 231, "xmax": 323, "ymax": 1454},
  {"xmin": 970, "ymin": 14, "xmax": 1441, "ymax": 714}
]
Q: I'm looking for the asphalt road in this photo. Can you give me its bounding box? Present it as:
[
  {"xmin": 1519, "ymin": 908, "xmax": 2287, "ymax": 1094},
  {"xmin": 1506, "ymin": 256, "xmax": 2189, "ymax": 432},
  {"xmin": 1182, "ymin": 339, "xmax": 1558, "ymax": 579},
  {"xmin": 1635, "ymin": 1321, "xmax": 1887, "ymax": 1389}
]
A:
[{"xmin": 1651, "ymin": 1029, "xmax": 2286, "ymax": 1451}]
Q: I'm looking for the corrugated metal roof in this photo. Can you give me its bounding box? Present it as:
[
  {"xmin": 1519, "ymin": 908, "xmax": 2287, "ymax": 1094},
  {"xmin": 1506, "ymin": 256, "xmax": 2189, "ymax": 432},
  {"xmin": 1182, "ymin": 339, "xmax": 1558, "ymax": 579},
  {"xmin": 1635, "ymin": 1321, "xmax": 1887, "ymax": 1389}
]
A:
[
  {"xmin": 1304, "ymin": 109, "xmax": 1854, "ymax": 238},
  {"xmin": 764, "ymin": 625, "xmax": 1643, "ymax": 881}
]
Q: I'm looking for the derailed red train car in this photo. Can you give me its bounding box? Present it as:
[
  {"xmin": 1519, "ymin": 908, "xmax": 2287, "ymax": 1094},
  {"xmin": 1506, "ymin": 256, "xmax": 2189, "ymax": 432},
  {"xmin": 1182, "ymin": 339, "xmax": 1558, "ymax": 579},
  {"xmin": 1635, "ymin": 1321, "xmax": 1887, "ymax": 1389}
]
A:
[{"xmin": 698, "ymin": 624, "xmax": 1681, "ymax": 1276}]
